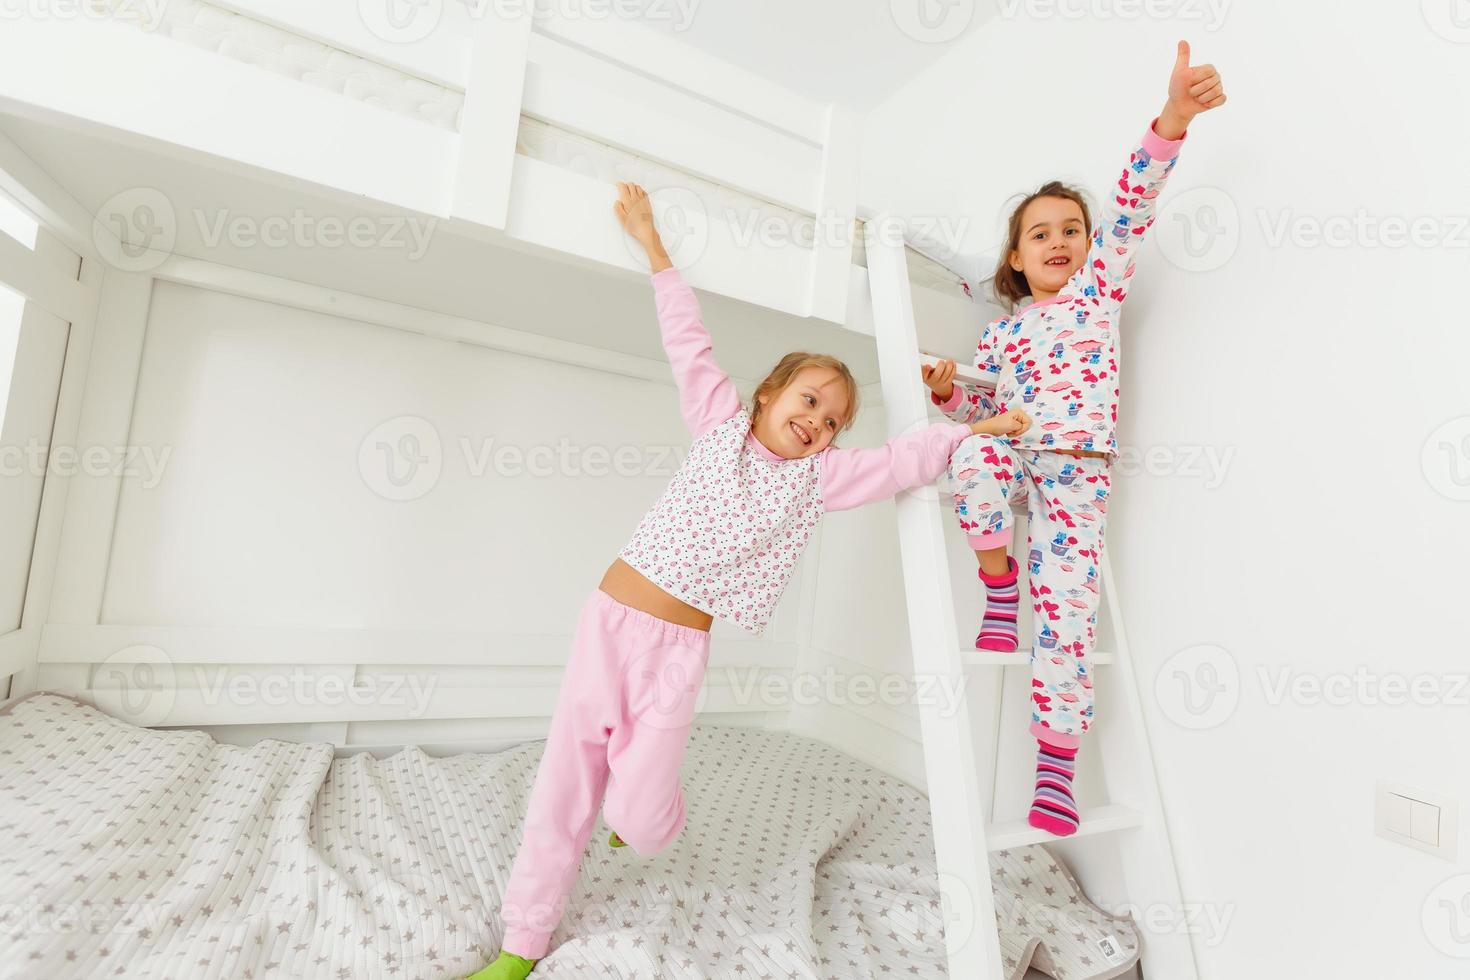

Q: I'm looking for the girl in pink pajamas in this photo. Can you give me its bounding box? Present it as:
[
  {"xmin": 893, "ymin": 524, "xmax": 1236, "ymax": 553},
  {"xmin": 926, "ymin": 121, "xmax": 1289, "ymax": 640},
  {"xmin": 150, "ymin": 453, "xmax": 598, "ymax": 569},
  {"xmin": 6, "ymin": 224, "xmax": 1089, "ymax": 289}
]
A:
[
  {"xmin": 473, "ymin": 183, "xmax": 1019, "ymax": 980},
  {"xmin": 920, "ymin": 41, "xmax": 1227, "ymax": 838}
]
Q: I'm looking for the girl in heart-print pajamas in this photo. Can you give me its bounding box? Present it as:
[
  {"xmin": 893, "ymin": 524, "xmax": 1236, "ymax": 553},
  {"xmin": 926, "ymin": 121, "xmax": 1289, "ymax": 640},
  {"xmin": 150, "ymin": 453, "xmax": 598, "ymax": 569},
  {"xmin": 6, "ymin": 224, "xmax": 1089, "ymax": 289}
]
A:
[{"xmin": 921, "ymin": 42, "xmax": 1226, "ymax": 837}]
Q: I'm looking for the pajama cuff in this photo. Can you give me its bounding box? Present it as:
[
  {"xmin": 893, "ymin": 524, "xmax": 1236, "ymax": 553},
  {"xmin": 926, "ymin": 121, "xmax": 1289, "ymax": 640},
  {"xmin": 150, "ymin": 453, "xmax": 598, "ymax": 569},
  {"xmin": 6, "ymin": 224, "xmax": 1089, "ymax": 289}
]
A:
[
  {"xmin": 1144, "ymin": 115, "xmax": 1187, "ymax": 158},
  {"xmin": 502, "ymin": 927, "xmax": 551, "ymax": 960},
  {"xmin": 931, "ymin": 384, "xmax": 965, "ymax": 414},
  {"xmin": 1031, "ymin": 720, "xmax": 1080, "ymax": 751},
  {"xmin": 968, "ymin": 527, "xmax": 1013, "ymax": 551}
]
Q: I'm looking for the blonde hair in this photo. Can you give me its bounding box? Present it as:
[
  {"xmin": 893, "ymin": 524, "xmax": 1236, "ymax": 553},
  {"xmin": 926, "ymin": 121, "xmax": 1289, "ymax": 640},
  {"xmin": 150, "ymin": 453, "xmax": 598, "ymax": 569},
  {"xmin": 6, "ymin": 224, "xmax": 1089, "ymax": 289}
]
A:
[
  {"xmin": 991, "ymin": 180, "xmax": 1093, "ymax": 311},
  {"xmin": 749, "ymin": 352, "xmax": 860, "ymax": 440}
]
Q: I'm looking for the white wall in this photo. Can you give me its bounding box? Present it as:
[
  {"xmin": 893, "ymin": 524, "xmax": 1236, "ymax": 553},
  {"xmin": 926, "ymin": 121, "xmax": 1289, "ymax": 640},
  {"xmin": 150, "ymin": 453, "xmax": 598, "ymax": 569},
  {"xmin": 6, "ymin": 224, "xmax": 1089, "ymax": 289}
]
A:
[
  {"xmin": 32, "ymin": 268, "xmax": 812, "ymax": 746},
  {"xmin": 862, "ymin": 3, "xmax": 1470, "ymax": 978},
  {"xmin": 105, "ymin": 280, "xmax": 680, "ymax": 632}
]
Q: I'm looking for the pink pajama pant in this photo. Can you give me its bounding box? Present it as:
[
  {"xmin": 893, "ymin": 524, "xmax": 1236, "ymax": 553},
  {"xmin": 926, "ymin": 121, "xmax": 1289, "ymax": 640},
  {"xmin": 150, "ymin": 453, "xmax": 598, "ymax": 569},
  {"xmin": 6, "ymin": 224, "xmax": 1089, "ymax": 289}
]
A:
[
  {"xmin": 947, "ymin": 435, "xmax": 1112, "ymax": 749},
  {"xmin": 499, "ymin": 588, "xmax": 710, "ymax": 959}
]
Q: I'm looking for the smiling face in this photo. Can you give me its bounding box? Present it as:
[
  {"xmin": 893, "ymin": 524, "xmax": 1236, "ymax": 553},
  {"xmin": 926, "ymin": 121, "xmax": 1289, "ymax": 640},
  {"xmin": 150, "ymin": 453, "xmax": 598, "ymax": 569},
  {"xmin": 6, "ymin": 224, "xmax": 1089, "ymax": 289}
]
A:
[
  {"xmin": 754, "ymin": 366, "xmax": 851, "ymax": 459},
  {"xmin": 1009, "ymin": 195, "xmax": 1089, "ymax": 301}
]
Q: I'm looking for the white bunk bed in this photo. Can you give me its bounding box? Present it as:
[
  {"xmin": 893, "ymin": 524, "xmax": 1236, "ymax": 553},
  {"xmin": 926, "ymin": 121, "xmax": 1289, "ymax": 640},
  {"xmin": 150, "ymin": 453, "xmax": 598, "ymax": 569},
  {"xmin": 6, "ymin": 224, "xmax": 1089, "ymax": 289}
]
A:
[{"xmin": 0, "ymin": 5, "xmax": 1189, "ymax": 978}]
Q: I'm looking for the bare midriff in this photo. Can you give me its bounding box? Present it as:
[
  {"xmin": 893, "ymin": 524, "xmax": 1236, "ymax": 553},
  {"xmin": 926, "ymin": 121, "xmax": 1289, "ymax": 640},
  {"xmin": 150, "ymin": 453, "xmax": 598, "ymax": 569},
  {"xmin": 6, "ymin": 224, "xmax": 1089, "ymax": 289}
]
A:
[
  {"xmin": 598, "ymin": 557, "xmax": 714, "ymax": 632},
  {"xmin": 596, "ymin": 445, "xmax": 1099, "ymax": 634}
]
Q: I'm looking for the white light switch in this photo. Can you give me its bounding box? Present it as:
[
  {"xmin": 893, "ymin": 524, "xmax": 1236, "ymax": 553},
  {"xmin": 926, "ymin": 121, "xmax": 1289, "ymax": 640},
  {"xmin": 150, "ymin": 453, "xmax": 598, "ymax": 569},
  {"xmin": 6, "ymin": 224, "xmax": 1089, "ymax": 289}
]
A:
[
  {"xmin": 1376, "ymin": 779, "xmax": 1459, "ymax": 862},
  {"xmin": 1411, "ymin": 801, "xmax": 1441, "ymax": 846},
  {"xmin": 1386, "ymin": 793, "xmax": 1413, "ymax": 836}
]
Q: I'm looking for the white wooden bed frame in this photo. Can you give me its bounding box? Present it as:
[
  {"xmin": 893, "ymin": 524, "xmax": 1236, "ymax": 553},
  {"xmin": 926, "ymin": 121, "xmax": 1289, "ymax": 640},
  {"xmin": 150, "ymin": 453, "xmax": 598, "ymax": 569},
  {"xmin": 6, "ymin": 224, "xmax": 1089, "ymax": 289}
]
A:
[
  {"xmin": 0, "ymin": 2, "xmax": 854, "ymax": 318},
  {"xmin": 0, "ymin": 0, "xmax": 996, "ymax": 734}
]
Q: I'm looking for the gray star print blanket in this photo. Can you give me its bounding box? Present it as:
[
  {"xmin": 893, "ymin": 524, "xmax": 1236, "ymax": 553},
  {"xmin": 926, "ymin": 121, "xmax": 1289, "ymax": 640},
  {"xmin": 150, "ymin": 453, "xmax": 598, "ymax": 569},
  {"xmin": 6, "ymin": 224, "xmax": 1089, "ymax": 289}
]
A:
[{"xmin": 0, "ymin": 691, "xmax": 1139, "ymax": 979}]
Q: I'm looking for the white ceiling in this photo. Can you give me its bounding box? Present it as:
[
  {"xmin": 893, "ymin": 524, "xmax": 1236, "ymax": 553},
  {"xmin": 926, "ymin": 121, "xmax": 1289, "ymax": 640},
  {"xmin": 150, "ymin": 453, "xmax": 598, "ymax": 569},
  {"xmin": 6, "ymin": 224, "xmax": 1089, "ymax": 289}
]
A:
[{"xmin": 634, "ymin": 0, "xmax": 992, "ymax": 110}]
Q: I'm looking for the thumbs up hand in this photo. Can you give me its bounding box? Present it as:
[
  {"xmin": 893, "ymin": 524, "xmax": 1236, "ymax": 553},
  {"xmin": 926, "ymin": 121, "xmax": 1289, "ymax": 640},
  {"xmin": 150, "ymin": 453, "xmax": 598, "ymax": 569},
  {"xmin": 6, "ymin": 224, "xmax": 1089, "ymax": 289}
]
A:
[
  {"xmin": 1168, "ymin": 40, "xmax": 1226, "ymax": 114},
  {"xmin": 1161, "ymin": 40, "xmax": 1226, "ymax": 136}
]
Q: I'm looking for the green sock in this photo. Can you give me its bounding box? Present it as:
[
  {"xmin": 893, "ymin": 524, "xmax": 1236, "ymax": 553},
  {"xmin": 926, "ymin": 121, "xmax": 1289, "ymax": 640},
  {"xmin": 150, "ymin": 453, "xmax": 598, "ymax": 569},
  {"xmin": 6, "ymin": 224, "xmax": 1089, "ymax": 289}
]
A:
[{"xmin": 466, "ymin": 950, "xmax": 537, "ymax": 980}]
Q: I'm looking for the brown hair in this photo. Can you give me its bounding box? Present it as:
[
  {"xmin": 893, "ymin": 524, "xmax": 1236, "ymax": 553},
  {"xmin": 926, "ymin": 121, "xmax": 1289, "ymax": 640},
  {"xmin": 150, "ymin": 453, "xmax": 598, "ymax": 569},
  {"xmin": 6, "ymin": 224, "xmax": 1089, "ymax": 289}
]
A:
[
  {"xmin": 991, "ymin": 180, "xmax": 1092, "ymax": 311},
  {"xmin": 749, "ymin": 352, "xmax": 861, "ymax": 440}
]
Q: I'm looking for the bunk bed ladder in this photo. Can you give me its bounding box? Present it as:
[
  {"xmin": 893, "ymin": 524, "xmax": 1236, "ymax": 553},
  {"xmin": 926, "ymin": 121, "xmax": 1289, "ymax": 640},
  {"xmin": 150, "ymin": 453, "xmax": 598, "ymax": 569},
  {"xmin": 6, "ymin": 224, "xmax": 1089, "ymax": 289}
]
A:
[{"xmin": 863, "ymin": 216, "xmax": 1200, "ymax": 980}]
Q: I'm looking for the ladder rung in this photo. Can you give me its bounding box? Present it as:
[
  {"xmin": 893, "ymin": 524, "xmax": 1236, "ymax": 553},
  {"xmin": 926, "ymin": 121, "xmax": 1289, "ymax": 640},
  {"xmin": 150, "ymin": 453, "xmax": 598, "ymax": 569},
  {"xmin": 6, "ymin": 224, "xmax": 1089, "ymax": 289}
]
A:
[
  {"xmin": 984, "ymin": 804, "xmax": 1144, "ymax": 851},
  {"xmin": 961, "ymin": 649, "xmax": 1116, "ymax": 667},
  {"xmin": 918, "ymin": 350, "xmax": 996, "ymax": 390}
]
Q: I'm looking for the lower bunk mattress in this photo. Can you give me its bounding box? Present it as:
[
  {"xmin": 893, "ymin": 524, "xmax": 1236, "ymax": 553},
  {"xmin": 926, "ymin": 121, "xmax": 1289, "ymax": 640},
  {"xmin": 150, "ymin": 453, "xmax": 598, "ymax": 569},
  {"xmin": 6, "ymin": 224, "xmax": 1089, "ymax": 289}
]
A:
[{"xmin": 0, "ymin": 691, "xmax": 1140, "ymax": 979}]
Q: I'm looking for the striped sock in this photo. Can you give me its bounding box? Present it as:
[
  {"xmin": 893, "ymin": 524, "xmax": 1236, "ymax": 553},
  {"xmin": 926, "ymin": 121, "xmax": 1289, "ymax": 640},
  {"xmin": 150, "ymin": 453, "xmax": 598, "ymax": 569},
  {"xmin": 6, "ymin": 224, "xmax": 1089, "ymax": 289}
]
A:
[
  {"xmin": 1028, "ymin": 739, "xmax": 1080, "ymax": 837},
  {"xmin": 975, "ymin": 557, "xmax": 1020, "ymax": 652}
]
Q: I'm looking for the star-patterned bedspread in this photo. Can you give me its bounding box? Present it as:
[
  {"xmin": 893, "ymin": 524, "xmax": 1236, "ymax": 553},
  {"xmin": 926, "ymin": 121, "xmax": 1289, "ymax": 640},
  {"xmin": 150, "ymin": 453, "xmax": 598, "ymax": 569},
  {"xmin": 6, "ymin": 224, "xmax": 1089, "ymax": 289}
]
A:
[{"xmin": 0, "ymin": 691, "xmax": 1139, "ymax": 979}]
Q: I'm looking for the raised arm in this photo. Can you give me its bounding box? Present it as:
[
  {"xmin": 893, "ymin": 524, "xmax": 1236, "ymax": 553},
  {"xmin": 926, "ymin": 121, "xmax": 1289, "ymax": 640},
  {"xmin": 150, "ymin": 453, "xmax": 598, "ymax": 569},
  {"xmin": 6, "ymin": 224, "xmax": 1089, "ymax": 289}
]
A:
[
  {"xmin": 1061, "ymin": 41, "xmax": 1225, "ymax": 314},
  {"xmin": 649, "ymin": 267, "xmax": 742, "ymax": 439},
  {"xmin": 1058, "ymin": 119, "xmax": 1184, "ymax": 314},
  {"xmin": 818, "ymin": 420, "xmax": 975, "ymax": 513},
  {"xmin": 616, "ymin": 182, "xmax": 741, "ymax": 440}
]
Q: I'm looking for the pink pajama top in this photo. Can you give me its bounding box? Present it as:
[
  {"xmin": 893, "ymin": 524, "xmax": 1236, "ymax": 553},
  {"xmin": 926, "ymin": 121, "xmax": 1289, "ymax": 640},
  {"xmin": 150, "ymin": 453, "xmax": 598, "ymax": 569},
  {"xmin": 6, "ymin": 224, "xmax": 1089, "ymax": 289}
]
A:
[
  {"xmin": 618, "ymin": 268, "xmax": 973, "ymax": 636},
  {"xmin": 932, "ymin": 119, "xmax": 1187, "ymax": 455}
]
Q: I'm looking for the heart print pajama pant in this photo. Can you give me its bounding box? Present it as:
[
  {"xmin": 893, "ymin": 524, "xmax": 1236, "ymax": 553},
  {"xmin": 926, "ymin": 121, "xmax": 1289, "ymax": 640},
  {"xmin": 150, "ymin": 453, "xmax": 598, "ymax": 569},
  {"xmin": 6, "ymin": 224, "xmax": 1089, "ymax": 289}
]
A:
[{"xmin": 947, "ymin": 434, "xmax": 1112, "ymax": 749}]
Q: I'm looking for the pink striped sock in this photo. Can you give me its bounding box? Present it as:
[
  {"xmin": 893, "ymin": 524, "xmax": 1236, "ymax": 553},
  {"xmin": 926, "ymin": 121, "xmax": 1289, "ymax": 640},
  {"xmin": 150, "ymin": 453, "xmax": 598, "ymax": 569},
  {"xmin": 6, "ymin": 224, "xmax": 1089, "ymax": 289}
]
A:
[
  {"xmin": 976, "ymin": 557, "xmax": 1019, "ymax": 652},
  {"xmin": 1027, "ymin": 738, "xmax": 1080, "ymax": 837}
]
